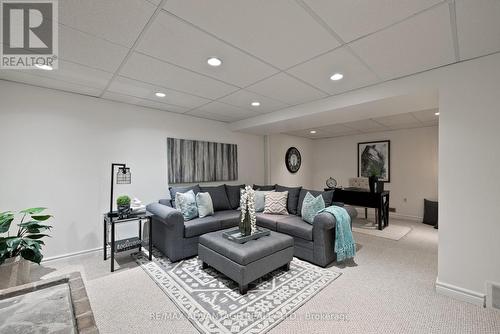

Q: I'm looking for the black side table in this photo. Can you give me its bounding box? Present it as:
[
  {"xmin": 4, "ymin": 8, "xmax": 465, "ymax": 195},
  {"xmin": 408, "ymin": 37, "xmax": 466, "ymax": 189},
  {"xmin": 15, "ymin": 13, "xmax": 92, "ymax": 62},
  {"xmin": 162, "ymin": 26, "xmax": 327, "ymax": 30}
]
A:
[{"xmin": 103, "ymin": 212, "xmax": 153, "ymax": 272}]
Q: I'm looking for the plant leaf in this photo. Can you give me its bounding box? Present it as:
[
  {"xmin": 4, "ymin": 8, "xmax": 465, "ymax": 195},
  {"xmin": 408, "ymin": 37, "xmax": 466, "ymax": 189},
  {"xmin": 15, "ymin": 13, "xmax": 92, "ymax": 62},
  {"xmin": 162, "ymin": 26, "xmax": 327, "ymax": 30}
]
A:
[
  {"xmin": 6, "ymin": 237, "xmax": 22, "ymax": 251},
  {"xmin": 31, "ymin": 215, "xmax": 52, "ymax": 221},
  {"xmin": 25, "ymin": 234, "xmax": 50, "ymax": 240},
  {"xmin": 20, "ymin": 248, "xmax": 43, "ymax": 264},
  {"xmin": 0, "ymin": 213, "xmax": 14, "ymax": 233},
  {"xmin": 19, "ymin": 221, "xmax": 52, "ymax": 229},
  {"xmin": 19, "ymin": 207, "xmax": 46, "ymax": 214}
]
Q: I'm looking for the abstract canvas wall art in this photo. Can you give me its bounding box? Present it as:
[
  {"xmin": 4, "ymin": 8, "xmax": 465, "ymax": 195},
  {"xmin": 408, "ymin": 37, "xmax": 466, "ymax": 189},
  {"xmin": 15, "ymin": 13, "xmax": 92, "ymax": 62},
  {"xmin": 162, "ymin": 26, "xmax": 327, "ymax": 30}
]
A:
[
  {"xmin": 358, "ymin": 140, "xmax": 390, "ymax": 182},
  {"xmin": 167, "ymin": 138, "xmax": 238, "ymax": 184}
]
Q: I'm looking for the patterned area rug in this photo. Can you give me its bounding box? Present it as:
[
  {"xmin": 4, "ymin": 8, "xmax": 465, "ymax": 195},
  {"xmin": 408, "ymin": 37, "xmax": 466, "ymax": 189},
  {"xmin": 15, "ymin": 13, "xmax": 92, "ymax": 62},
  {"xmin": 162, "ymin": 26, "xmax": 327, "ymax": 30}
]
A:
[
  {"xmin": 352, "ymin": 219, "xmax": 412, "ymax": 240},
  {"xmin": 134, "ymin": 249, "xmax": 340, "ymax": 334}
]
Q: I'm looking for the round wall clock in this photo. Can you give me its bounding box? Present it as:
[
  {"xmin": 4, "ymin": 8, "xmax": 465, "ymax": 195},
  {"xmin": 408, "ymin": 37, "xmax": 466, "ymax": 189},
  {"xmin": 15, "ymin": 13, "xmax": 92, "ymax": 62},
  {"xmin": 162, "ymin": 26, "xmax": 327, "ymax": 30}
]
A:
[{"xmin": 285, "ymin": 147, "xmax": 301, "ymax": 173}]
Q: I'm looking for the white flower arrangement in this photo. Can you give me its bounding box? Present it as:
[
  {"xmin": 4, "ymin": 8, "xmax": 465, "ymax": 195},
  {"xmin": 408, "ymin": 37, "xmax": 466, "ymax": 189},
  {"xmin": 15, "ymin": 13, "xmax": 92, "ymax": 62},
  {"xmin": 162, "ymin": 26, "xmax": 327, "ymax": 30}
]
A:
[{"xmin": 240, "ymin": 185, "xmax": 257, "ymax": 234}]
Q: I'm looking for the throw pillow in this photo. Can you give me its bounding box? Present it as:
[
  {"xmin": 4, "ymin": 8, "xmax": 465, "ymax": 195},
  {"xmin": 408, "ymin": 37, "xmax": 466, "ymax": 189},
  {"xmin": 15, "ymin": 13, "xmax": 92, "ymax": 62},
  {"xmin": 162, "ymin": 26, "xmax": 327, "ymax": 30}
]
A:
[
  {"xmin": 301, "ymin": 192, "xmax": 325, "ymax": 224},
  {"xmin": 253, "ymin": 184, "xmax": 276, "ymax": 191},
  {"xmin": 175, "ymin": 190, "xmax": 198, "ymax": 221},
  {"xmin": 275, "ymin": 185, "xmax": 302, "ymax": 215},
  {"xmin": 199, "ymin": 185, "xmax": 232, "ymax": 211},
  {"xmin": 254, "ymin": 190, "xmax": 275, "ymax": 212},
  {"xmin": 169, "ymin": 184, "xmax": 200, "ymax": 208},
  {"xmin": 225, "ymin": 184, "xmax": 245, "ymax": 209},
  {"xmin": 196, "ymin": 192, "xmax": 214, "ymax": 218},
  {"xmin": 297, "ymin": 189, "xmax": 334, "ymax": 215},
  {"xmin": 263, "ymin": 191, "xmax": 289, "ymax": 215}
]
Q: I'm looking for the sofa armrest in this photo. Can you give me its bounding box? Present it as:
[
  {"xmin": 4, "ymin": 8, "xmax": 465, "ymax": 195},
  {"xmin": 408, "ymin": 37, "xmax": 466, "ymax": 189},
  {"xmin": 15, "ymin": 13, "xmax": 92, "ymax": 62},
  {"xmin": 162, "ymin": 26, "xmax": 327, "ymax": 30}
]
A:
[
  {"xmin": 146, "ymin": 202, "xmax": 183, "ymax": 227},
  {"xmin": 313, "ymin": 212, "xmax": 336, "ymax": 230}
]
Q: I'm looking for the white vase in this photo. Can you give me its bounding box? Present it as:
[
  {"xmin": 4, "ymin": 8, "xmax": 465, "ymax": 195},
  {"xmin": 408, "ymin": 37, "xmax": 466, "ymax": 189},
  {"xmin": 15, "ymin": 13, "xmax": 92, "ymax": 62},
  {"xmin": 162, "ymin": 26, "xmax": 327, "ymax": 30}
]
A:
[{"xmin": 0, "ymin": 256, "xmax": 31, "ymax": 289}]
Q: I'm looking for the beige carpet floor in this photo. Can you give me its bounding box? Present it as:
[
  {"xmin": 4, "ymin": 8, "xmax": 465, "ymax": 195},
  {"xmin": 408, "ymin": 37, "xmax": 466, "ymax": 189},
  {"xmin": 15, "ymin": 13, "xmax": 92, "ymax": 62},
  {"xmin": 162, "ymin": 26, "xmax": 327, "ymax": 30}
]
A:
[{"xmin": 31, "ymin": 218, "xmax": 500, "ymax": 334}]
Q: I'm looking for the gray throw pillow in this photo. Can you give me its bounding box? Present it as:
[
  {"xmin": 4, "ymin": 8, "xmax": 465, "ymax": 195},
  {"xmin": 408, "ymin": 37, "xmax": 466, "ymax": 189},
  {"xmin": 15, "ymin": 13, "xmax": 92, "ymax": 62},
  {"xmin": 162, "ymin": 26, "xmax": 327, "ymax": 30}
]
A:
[
  {"xmin": 225, "ymin": 184, "xmax": 245, "ymax": 209},
  {"xmin": 169, "ymin": 184, "xmax": 200, "ymax": 208},
  {"xmin": 297, "ymin": 189, "xmax": 334, "ymax": 216},
  {"xmin": 276, "ymin": 185, "xmax": 302, "ymax": 215},
  {"xmin": 200, "ymin": 185, "xmax": 232, "ymax": 211},
  {"xmin": 253, "ymin": 184, "xmax": 276, "ymax": 191},
  {"xmin": 254, "ymin": 190, "xmax": 275, "ymax": 212}
]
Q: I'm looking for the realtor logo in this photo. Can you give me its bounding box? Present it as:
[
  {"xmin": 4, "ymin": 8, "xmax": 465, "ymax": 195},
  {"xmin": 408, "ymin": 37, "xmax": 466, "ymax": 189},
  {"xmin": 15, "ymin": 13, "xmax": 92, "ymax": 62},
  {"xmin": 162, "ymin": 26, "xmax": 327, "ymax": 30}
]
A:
[{"xmin": 1, "ymin": 0, "xmax": 58, "ymax": 69}]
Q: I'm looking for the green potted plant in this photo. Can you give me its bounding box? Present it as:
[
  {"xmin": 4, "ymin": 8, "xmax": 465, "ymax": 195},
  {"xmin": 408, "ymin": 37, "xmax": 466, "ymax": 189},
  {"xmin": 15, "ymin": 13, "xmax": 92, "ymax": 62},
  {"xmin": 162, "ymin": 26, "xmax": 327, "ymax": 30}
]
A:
[
  {"xmin": 0, "ymin": 208, "xmax": 53, "ymax": 289},
  {"xmin": 116, "ymin": 195, "xmax": 131, "ymax": 218},
  {"xmin": 367, "ymin": 164, "xmax": 385, "ymax": 193}
]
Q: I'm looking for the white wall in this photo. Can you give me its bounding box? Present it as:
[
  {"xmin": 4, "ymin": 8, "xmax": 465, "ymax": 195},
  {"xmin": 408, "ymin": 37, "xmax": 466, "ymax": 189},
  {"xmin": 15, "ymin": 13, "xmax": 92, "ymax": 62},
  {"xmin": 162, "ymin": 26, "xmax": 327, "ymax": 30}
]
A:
[
  {"xmin": 312, "ymin": 126, "xmax": 439, "ymax": 219},
  {"xmin": 267, "ymin": 134, "xmax": 314, "ymax": 188},
  {"xmin": 0, "ymin": 81, "xmax": 265, "ymax": 259}
]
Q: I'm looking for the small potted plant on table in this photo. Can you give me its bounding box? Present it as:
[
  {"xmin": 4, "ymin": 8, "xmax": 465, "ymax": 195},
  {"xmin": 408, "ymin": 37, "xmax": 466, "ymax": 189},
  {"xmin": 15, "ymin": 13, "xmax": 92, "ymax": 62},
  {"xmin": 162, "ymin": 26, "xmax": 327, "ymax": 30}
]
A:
[
  {"xmin": 116, "ymin": 195, "xmax": 131, "ymax": 219},
  {"xmin": 0, "ymin": 208, "xmax": 53, "ymax": 289}
]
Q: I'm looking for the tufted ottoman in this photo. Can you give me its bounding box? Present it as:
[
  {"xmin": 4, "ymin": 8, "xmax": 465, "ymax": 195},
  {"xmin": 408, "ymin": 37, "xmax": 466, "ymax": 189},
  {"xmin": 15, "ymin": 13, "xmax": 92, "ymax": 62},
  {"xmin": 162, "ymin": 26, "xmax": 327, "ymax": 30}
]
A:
[{"xmin": 198, "ymin": 228, "xmax": 294, "ymax": 294}]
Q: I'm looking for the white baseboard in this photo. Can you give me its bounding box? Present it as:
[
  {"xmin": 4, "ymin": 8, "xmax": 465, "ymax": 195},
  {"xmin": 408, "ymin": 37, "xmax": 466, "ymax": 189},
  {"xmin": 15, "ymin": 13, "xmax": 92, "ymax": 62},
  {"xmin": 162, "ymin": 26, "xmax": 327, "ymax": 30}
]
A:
[
  {"xmin": 42, "ymin": 246, "xmax": 102, "ymax": 263},
  {"xmin": 435, "ymin": 278, "xmax": 486, "ymax": 307}
]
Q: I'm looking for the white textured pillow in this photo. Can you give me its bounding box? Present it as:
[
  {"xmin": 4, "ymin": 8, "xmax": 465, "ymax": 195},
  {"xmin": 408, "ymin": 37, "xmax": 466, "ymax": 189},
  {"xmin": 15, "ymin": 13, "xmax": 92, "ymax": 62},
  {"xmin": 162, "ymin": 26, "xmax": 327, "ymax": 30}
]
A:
[
  {"xmin": 263, "ymin": 191, "xmax": 289, "ymax": 215},
  {"xmin": 196, "ymin": 192, "xmax": 214, "ymax": 218}
]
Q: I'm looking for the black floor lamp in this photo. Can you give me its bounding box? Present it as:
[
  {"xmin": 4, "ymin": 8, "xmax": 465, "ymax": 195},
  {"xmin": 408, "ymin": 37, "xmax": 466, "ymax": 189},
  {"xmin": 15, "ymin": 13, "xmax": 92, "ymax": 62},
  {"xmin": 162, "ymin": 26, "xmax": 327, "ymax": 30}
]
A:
[{"xmin": 109, "ymin": 163, "xmax": 131, "ymax": 217}]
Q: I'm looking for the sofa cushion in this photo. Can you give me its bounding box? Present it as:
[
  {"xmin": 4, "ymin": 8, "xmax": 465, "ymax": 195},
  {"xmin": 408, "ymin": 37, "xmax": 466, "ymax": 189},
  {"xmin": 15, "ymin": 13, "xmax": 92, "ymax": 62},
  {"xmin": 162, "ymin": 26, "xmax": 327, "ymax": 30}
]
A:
[
  {"xmin": 199, "ymin": 229, "xmax": 293, "ymax": 265},
  {"xmin": 276, "ymin": 216, "xmax": 314, "ymax": 241},
  {"xmin": 256, "ymin": 213, "xmax": 282, "ymax": 231},
  {"xmin": 275, "ymin": 185, "xmax": 302, "ymax": 215},
  {"xmin": 196, "ymin": 192, "xmax": 214, "ymax": 218},
  {"xmin": 297, "ymin": 189, "xmax": 334, "ymax": 215},
  {"xmin": 200, "ymin": 185, "xmax": 232, "ymax": 211},
  {"xmin": 225, "ymin": 184, "xmax": 245, "ymax": 209},
  {"xmin": 184, "ymin": 216, "xmax": 222, "ymax": 238},
  {"xmin": 263, "ymin": 191, "xmax": 289, "ymax": 215},
  {"xmin": 213, "ymin": 210, "xmax": 240, "ymax": 229},
  {"xmin": 159, "ymin": 199, "xmax": 172, "ymax": 207},
  {"xmin": 170, "ymin": 184, "xmax": 200, "ymax": 208},
  {"xmin": 253, "ymin": 184, "xmax": 276, "ymax": 191}
]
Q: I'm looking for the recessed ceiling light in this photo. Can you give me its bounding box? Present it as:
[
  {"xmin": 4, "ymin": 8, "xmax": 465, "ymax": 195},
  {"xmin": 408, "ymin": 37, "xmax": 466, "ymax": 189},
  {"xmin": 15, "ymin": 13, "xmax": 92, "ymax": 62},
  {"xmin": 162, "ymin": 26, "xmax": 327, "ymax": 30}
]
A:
[
  {"xmin": 251, "ymin": 101, "xmax": 260, "ymax": 107},
  {"xmin": 207, "ymin": 57, "xmax": 222, "ymax": 67},
  {"xmin": 310, "ymin": 130, "xmax": 317, "ymax": 134},
  {"xmin": 330, "ymin": 73, "xmax": 343, "ymax": 81},
  {"xmin": 35, "ymin": 64, "xmax": 53, "ymax": 71},
  {"xmin": 435, "ymin": 112, "xmax": 440, "ymax": 116},
  {"xmin": 155, "ymin": 92, "xmax": 166, "ymax": 98}
]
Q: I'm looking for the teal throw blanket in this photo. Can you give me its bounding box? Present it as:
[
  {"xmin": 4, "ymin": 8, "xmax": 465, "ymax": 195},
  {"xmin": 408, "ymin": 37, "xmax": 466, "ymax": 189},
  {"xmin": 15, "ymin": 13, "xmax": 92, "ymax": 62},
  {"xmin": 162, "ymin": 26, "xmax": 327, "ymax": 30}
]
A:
[{"xmin": 318, "ymin": 206, "xmax": 356, "ymax": 261}]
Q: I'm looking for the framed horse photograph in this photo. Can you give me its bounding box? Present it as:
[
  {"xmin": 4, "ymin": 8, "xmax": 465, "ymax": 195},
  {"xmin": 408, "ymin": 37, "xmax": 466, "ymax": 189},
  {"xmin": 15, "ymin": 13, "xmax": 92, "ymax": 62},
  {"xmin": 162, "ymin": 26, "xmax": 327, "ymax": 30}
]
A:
[{"xmin": 358, "ymin": 140, "xmax": 391, "ymax": 182}]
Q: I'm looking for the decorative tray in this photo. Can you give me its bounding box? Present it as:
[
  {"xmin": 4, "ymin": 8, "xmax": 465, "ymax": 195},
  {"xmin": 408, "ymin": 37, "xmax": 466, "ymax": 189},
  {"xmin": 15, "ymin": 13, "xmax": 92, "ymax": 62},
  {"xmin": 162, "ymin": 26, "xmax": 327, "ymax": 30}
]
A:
[{"xmin": 222, "ymin": 227, "xmax": 270, "ymax": 244}]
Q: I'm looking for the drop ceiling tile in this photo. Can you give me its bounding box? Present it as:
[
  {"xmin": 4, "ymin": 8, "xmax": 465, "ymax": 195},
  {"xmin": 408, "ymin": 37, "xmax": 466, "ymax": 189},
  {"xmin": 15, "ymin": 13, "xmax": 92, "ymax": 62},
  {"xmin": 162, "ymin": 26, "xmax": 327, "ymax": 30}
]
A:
[
  {"xmin": 456, "ymin": 0, "xmax": 500, "ymax": 60},
  {"xmin": 59, "ymin": 0, "xmax": 156, "ymax": 47},
  {"xmin": 287, "ymin": 47, "xmax": 379, "ymax": 95},
  {"xmin": 137, "ymin": 11, "xmax": 278, "ymax": 87},
  {"xmin": 411, "ymin": 109, "xmax": 440, "ymax": 122},
  {"xmin": 320, "ymin": 123, "xmax": 361, "ymax": 135},
  {"xmin": 218, "ymin": 89, "xmax": 289, "ymax": 113},
  {"xmin": 374, "ymin": 113, "xmax": 421, "ymax": 127},
  {"xmin": 0, "ymin": 72, "xmax": 103, "ymax": 96},
  {"xmin": 342, "ymin": 119, "xmax": 387, "ymax": 131},
  {"xmin": 350, "ymin": 4, "xmax": 455, "ymax": 80},
  {"xmin": 107, "ymin": 76, "xmax": 210, "ymax": 109},
  {"xmin": 186, "ymin": 110, "xmax": 238, "ymax": 123},
  {"xmin": 303, "ymin": 0, "xmax": 442, "ymax": 42},
  {"xmin": 11, "ymin": 60, "xmax": 113, "ymax": 90},
  {"xmin": 59, "ymin": 25, "xmax": 129, "ymax": 72},
  {"xmin": 102, "ymin": 91, "xmax": 190, "ymax": 113},
  {"xmin": 119, "ymin": 52, "xmax": 239, "ymax": 99},
  {"xmin": 164, "ymin": 0, "xmax": 340, "ymax": 69},
  {"xmin": 246, "ymin": 73, "xmax": 327, "ymax": 105},
  {"xmin": 191, "ymin": 101, "xmax": 255, "ymax": 118}
]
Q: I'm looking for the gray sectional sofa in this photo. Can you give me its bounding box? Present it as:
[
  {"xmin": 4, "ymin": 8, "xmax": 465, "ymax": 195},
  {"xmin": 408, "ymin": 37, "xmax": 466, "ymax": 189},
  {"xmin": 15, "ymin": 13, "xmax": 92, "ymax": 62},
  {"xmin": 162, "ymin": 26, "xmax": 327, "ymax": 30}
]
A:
[{"xmin": 146, "ymin": 184, "xmax": 357, "ymax": 267}]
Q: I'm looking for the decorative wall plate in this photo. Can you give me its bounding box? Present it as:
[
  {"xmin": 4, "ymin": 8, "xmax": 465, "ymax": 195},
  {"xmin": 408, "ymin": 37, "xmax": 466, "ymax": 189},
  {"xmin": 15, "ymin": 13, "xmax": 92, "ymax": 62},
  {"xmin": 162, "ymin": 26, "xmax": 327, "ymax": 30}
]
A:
[{"xmin": 285, "ymin": 147, "xmax": 301, "ymax": 173}]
